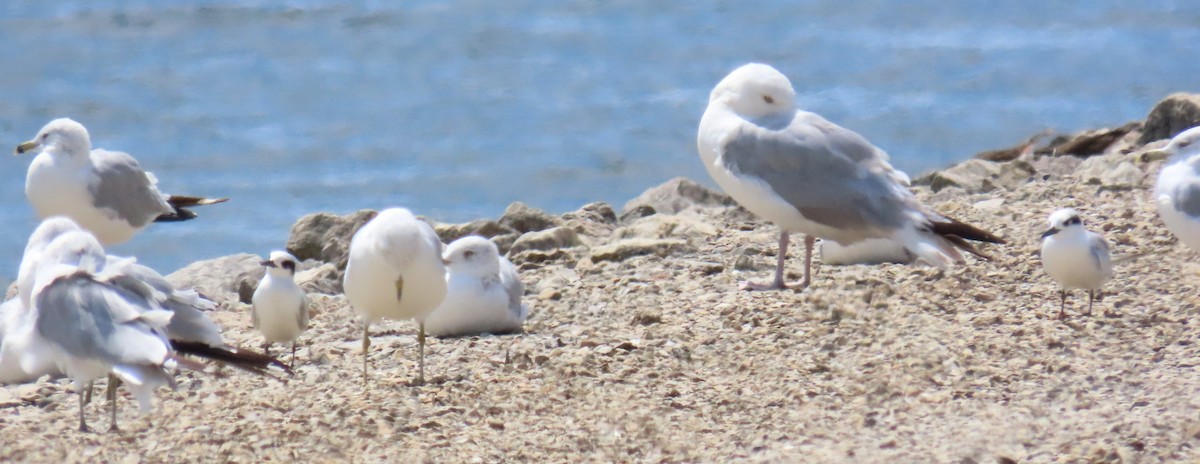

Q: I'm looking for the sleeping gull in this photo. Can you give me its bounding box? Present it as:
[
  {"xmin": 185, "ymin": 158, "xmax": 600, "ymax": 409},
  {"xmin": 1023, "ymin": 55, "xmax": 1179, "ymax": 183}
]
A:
[
  {"xmin": 252, "ymin": 250, "xmax": 309, "ymax": 367},
  {"xmin": 1039, "ymin": 208, "xmax": 1112, "ymax": 319},
  {"xmin": 424, "ymin": 236, "xmax": 529, "ymax": 337},
  {"xmin": 15, "ymin": 118, "xmax": 228, "ymax": 245},
  {"xmin": 344, "ymin": 208, "xmax": 447, "ymax": 385},
  {"xmin": 697, "ymin": 63, "xmax": 1004, "ymax": 290},
  {"xmin": 1151, "ymin": 126, "xmax": 1200, "ymax": 252}
]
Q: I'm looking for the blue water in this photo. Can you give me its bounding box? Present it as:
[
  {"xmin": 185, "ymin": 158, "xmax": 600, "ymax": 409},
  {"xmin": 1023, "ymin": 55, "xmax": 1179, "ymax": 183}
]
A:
[{"xmin": 0, "ymin": 1, "xmax": 1197, "ymax": 278}]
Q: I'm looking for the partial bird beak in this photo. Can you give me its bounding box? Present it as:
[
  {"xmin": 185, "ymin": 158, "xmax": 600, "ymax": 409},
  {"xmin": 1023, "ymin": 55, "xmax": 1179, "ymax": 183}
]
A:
[
  {"xmin": 1141, "ymin": 147, "xmax": 1171, "ymax": 162},
  {"xmin": 1040, "ymin": 228, "xmax": 1058, "ymax": 239},
  {"xmin": 260, "ymin": 260, "xmax": 277, "ymax": 267},
  {"xmin": 14, "ymin": 140, "xmax": 38, "ymax": 156},
  {"xmin": 442, "ymin": 258, "xmax": 451, "ymax": 265}
]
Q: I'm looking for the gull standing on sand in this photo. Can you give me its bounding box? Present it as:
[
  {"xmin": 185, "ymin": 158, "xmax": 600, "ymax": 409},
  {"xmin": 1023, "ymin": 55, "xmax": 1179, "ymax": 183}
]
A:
[
  {"xmin": 424, "ymin": 236, "xmax": 529, "ymax": 337},
  {"xmin": 1039, "ymin": 209, "xmax": 1112, "ymax": 319},
  {"xmin": 697, "ymin": 63, "xmax": 1004, "ymax": 290},
  {"xmin": 344, "ymin": 208, "xmax": 447, "ymax": 385},
  {"xmin": 15, "ymin": 118, "xmax": 227, "ymax": 245},
  {"xmin": 252, "ymin": 251, "xmax": 309, "ymax": 367},
  {"xmin": 1151, "ymin": 126, "xmax": 1200, "ymax": 252},
  {"xmin": 27, "ymin": 226, "xmax": 180, "ymax": 432}
]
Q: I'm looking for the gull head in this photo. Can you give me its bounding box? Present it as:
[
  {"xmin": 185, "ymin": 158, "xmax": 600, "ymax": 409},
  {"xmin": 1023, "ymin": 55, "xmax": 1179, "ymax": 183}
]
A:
[
  {"xmin": 15, "ymin": 118, "xmax": 91, "ymax": 157},
  {"xmin": 709, "ymin": 63, "xmax": 796, "ymax": 120},
  {"xmin": 1154, "ymin": 126, "xmax": 1200, "ymax": 161},
  {"xmin": 442, "ymin": 236, "xmax": 500, "ymax": 277},
  {"xmin": 24, "ymin": 216, "xmax": 85, "ymax": 258},
  {"xmin": 1041, "ymin": 208, "xmax": 1085, "ymax": 239},
  {"xmin": 261, "ymin": 250, "xmax": 299, "ymax": 279}
]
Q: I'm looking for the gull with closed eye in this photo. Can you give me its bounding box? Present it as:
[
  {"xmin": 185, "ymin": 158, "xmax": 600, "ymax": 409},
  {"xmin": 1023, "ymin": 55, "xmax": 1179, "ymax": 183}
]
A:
[
  {"xmin": 343, "ymin": 208, "xmax": 447, "ymax": 386},
  {"xmin": 1039, "ymin": 209, "xmax": 1112, "ymax": 319},
  {"xmin": 14, "ymin": 118, "xmax": 227, "ymax": 245},
  {"xmin": 252, "ymin": 251, "xmax": 309, "ymax": 367},
  {"xmin": 1149, "ymin": 126, "xmax": 1200, "ymax": 252},
  {"xmin": 697, "ymin": 63, "xmax": 1004, "ymax": 291},
  {"xmin": 424, "ymin": 236, "xmax": 529, "ymax": 337}
]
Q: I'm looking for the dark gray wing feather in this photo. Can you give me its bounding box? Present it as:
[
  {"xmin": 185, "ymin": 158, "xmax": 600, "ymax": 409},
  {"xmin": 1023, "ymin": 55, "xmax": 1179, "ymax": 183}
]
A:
[
  {"xmin": 35, "ymin": 273, "xmax": 149, "ymax": 363},
  {"xmin": 1173, "ymin": 181, "xmax": 1200, "ymax": 218}
]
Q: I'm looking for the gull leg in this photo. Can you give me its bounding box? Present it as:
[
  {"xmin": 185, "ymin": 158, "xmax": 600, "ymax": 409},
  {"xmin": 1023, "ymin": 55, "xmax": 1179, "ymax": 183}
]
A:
[
  {"xmin": 291, "ymin": 341, "xmax": 297, "ymax": 369},
  {"xmin": 740, "ymin": 231, "xmax": 789, "ymax": 291},
  {"xmin": 1087, "ymin": 290, "xmax": 1095, "ymax": 316},
  {"xmin": 77, "ymin": 385, "xmax": 88, "ymax": 433},
  {"xmin": 362, "ymin": 322, "xmax": 370, "ymax": 385},
  {"xmin": 1059, "ymin": 290, "xmax": 1067, "ymax": 320},
  {"xmin": 84, "ymin": 381, "xmax": 94, "ymax": 405},
  {"xmin": 417, "ymin": 322, "xmax": 426, "ymax": 386},
  {"xmin": 107, "ymin": 374, "xmax": 120, "ymax": 433},
  {"xmin": 802, "ymin": 235, "xmax": 816, "ymax": 289}
]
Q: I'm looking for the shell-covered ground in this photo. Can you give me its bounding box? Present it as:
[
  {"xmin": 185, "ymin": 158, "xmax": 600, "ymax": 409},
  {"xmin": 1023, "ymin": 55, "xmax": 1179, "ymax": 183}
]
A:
[{"xmin": 3, "ymin": 155, "xmax": 1200, "ymax": 463}]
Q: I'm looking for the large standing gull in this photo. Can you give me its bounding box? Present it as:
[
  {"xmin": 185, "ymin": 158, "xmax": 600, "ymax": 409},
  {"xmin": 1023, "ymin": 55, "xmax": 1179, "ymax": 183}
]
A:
[
  {"xmin": 1151, "ymin": 126, "xmax": 1200, "ymax": 252},
  {"xmin": 424, "ymin": 236, "xmax": 529, "ymax": 337},
  {"xmin": 343, "ymin": 208, "xmax": 447, "ymax": 385},
  {"xmin": 1039, "ymin": 208, "xmax": 1112, "ymax": 319},
  {"xmin": 697, "ymin": 63, "xmax": 1004, "ymax": 290},
  {"xmin": 15, "ymin": 118, "xmax": 228, "ymax": 245}
]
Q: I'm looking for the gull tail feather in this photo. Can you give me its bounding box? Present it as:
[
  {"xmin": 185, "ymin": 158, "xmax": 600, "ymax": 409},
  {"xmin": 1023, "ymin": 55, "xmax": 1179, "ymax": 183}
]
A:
[
  {"xmin": 171, "ymin": 340, "xmax": 293, "ymax": 378},
  {"xmin": 111, "ymin": 363, "xmax": 176, "ymax": 412},
  {"xmin": 155, "ymin": 195, "xmax": 230, "ymax": 223}
]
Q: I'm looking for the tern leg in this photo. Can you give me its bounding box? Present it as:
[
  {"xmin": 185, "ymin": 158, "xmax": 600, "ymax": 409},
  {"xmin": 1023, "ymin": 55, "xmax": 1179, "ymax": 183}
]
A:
[
  {"xmin": 107, "ymin": 374, "xmax": 120, "ymax": 433},
  {"xmin": 1059, "ymin": 290, "xmax": 1067, "ymax": 320},
  {"xmin": 802, "ymin": 235, "xmax": 815, "ymax": 289},
  {"xmin": 77, "ymin": 385, "xmax": 88, "ymax": 432},
  {"xmin": 417, "ymin": 322, "xmax": 426, "ymax": 386},
  {"xmin": 362, "ymin": 322, "xmax": 370, "ymax": 385},
  {"xmin": 740, "ymin": 231, "xmax": 790, "ymax": 291}
]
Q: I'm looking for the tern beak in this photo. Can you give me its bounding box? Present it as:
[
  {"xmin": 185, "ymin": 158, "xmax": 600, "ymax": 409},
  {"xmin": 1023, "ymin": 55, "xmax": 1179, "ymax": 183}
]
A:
[
  {"xmin": 14, "ymin": 140, "xmax": 38, "ymax": 156},
  {"xmin": 1040, "ymin": 228, "xmax": 1058, "ymax": 239},
  {"xmin": 260, "ymin": 260, "xmax": 276, "ymax": 267}
]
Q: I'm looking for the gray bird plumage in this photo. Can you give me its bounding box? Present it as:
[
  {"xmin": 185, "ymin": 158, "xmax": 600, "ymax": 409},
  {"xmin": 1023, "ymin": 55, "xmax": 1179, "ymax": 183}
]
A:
[{"xmin": 88, "ymin": 149, "xmax": 173, "ymax": 228}]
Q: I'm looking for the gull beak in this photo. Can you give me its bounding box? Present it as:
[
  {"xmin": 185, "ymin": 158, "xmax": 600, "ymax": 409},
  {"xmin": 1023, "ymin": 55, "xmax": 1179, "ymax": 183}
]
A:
[
  {"xmin": 260, "ymin": 260, "xmax": 276, "ymax": 268},
  {"xmin": 1040, "ymin": 228, "xmax": 1058, "ymax": 239},
  {"xmin": 1140, "ymin": 146, "xmax": 1172, "ymax": 162},
  {"xmin": 14, "ymin": 140, "xmax": 38, "ymax": 156}
]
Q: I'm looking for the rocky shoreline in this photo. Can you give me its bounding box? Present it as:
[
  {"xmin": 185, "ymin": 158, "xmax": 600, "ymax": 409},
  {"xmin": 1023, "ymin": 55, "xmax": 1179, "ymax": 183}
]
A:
[{"xmin": 3, "ymin": 94, "xmax": 1200, "ymax": 462}]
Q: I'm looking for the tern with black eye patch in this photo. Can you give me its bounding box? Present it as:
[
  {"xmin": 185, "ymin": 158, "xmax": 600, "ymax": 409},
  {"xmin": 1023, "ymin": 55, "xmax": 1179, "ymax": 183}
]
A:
[
  {"xmin": 1039, "ymin": 208, "xmax": 1112, "ymax": 319},
  {"xmin": 252, "ymin": 250, "xmax": 309, "ymax": 367}
]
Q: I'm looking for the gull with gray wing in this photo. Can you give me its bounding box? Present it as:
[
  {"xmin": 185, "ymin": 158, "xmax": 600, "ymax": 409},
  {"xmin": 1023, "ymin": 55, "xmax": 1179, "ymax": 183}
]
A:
[
  {"xmin": 15, "ymin": 118, "xmax": 228, "ymax": 245},
  {"xmin": 425, "ymin": 236, "xmax": 529, "ymax": 337},
  {"xmin": 697, "ymin": 63, "xmax": 1004, "ymax": 291},
  {"xmin": 1150, "ymin": 126, "xmax": 1200, "ymax": 252}
]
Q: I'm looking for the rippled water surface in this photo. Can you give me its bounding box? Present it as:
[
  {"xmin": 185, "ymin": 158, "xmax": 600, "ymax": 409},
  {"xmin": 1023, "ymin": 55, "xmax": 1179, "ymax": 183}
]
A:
[{"xmin": 0, "ymin": 0, "xmax": 1197, "ymax": 276}]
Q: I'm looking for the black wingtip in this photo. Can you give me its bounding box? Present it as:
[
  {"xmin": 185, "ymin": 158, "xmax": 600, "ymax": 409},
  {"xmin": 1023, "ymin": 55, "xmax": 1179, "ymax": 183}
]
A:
[
  {"xmin": 171, "ymin": 340, "xmax": 294, "ymax": 378},
  {"xmin": 930, "ymin": 216, "xmax": 1006, "ymax": 245}
]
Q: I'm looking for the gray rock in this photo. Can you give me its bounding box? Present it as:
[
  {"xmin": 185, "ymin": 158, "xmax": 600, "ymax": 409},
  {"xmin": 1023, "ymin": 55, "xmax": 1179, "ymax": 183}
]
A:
[
  {"xmin": 560, "ymin": 202, "xmax": 619, "ymax": 241},
  {"xmin": 1139, "ymin": 93, "xmax": 1200, "ymax": 144},
  {"xmin": 615, "ymin": 212, "xmax": 719, "ymax": 241},
  {"xmin": 498, "ymin": 202, "xmax": 561, "ymax": 234},
  {"xmin": 296, "ymin": 262, "xmax": 341, "ymax": 295},
  {"xmin": 166, "ymin": 253, "xmax": 265, "ymax": 305},
  {"xmin": 490, "ymin": 233, "xmax": 521, "ymax": 256},
  {"xmin": 974, "ymin": 130, "xmax": 1051, "ymax": 162},
  {"xmin": 285, "ymin": 210, "xmax": 378, "ymax": 270},
  {"xmin": 589, "ymin": 238, "xmax": 688, "ymax": 263},
  {"xmin": 1076, "ymin": 154, "xmax": 1145, "ymax": 189},
  {"xmin": 435, "ymin": 219, "xmax": 516, "ymax": 244},
  {"xmin": 915, "ymin": 159, "xmax": 1035, "ymax": 193},
  {"xmin": 621, "ymin": 177, "xmax": 735, "ymax": 215},
  {"xmin": 508, "ymin": 227, "xmax": 584, "ymax": 255},
  {"xmin": 1040, "ymin": 122, "xmax": 1142, "ymax": 157}
]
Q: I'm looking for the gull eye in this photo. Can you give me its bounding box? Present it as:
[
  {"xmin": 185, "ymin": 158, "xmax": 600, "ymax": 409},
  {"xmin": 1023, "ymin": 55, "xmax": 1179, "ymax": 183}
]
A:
[
  {"xmin": 41, "ymin": 133, "xmax": 48, "ymax": 140},
  {"xmin": 463, "ymin": 250, "xmax": 475, "ymax": 259},
  {"xmin": 1181, "ymin": 140, "xmax": 1192, "ymax": 148},
  {"xmin": 762, "ymin": 95, "xmax": 775, "ymax": 104}
]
